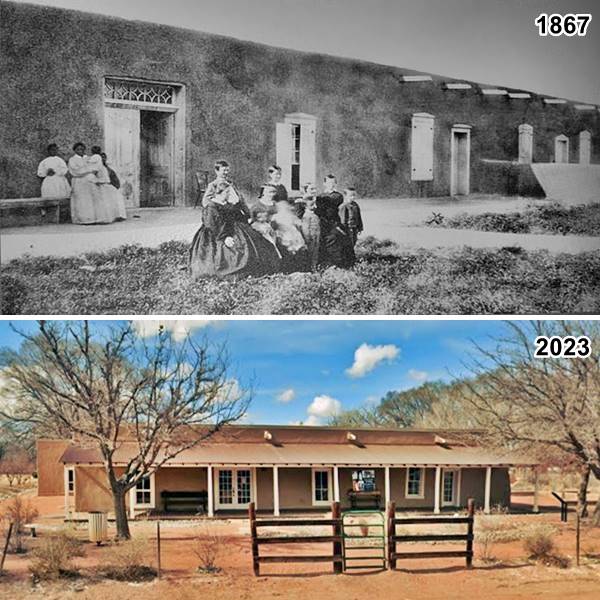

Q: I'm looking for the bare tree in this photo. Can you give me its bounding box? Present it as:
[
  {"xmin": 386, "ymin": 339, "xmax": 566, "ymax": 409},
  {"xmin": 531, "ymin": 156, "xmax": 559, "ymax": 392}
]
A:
[
  {"xmin": 461, "ymin": 321, "xmax": 600, "ymax": 524},
  {"xmin": 0, "ymin": 446, "xmax": 34, "ymax": 487},
  {"xmin": 0, "ymin": 321, "xmax": 250, "ymax": 539}
]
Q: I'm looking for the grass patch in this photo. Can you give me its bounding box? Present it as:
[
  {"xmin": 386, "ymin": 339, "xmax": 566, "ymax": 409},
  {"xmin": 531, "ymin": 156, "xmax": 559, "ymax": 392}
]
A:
[
  {"xmin": 431, "ymin": 203, "xmax": 600, "ymax": 236},
  {"xmin": 2, "ymin": 237, "xmax": 600, "ymax": 314}
]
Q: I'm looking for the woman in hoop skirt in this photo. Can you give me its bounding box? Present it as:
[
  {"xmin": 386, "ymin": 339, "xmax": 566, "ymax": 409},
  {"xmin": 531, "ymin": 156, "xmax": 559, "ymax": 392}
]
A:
[{"xmin": 189, "ymin": 160, "xmax": 281, "ymax": 279}]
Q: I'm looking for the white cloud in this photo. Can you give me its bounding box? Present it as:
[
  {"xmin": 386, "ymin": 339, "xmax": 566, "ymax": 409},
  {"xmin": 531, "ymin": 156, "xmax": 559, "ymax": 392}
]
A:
[
  {"xmin": 364, "ymin": 395, "xmax": 379, "ymax": 406},
  {"xmin": 133, "ymin": 320, "xmax": 213, "ymax": 341},
  {"xmin": 276, "ymin": 388, "xmax": 296, "ymax": 403},
  {"xmin": 305, "ymin": 394, "xmax": 342, "ymax": 425},
  {"xmin": 345, "ymin": 343, "xmax": 400, "ymax": 378},
  {"xmin": 408, "ymin": 369, "xmax": 429, "ymax": 382}
]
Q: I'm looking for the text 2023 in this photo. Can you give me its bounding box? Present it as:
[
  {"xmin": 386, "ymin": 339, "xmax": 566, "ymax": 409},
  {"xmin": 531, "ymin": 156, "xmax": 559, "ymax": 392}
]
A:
[{"xmin": 534, "ymin": 336, "xmax": 591, "ymax": 358}]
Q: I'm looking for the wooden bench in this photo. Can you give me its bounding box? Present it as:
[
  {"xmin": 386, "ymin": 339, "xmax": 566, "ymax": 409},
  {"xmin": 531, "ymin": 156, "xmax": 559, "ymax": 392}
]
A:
[
  {"xmin": 347, "ymin": 490, "xmax": 382, "ymax": 510},
  {"xmin": 161, "ymin": 490, "xmax": 208, "ymax": 514},
  {"xmin": 0, "ymin": 197, "xmax": 70, "ymax": 227}
]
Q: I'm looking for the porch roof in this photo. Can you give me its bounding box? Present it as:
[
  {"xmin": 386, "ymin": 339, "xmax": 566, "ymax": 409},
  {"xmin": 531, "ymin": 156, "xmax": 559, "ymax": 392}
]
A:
[{"xmin": 60, "ymin": 442, "xmax": 536, "ymax": 468}]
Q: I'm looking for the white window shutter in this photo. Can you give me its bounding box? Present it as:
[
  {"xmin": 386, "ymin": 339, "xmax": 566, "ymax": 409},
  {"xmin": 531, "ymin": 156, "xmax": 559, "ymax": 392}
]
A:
[
  {"xmin": 276, "ymin": 122, "xmax": 292, "ymax": 191},
  {"xmin": 299, "ymin": 121, "xmax": 316, "ymax": 189},
  {"xmin": 411, "ymin": 113, "xmax": 434, "ymax": 181}
]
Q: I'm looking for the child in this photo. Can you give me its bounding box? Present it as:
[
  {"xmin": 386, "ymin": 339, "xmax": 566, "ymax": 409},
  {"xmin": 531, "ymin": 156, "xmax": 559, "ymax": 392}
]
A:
[
  {"xmin": 250, "ymin": 188, "xmax": 280, "ymax": 257},
  {"xmin": 296, "ymin": 182, "xmax": 321, "ymax": 270},
  {"xmin": 338, "ymin": 186, "xmax": 363, "ymax": 247}
]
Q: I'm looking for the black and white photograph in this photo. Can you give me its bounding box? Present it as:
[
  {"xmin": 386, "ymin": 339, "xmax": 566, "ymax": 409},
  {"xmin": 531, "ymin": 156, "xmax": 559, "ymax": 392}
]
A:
[{"xmin": 0, "ymin": 0, "xmax": 599, "ymax": 314}]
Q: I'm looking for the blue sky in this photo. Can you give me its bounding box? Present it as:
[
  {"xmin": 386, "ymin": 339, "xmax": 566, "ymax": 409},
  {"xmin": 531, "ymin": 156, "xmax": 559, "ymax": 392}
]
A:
[
  {"xmin": 0, "ymin": 319, "xmax": 513, "ymax": 425},
  {"xmin": 13, "ymin": 0, "xmax": 600, "ymax": 104}
]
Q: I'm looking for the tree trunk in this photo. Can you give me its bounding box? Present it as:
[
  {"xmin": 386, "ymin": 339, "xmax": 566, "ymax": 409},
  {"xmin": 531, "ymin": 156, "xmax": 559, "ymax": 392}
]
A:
[
  {"xmin": 112, "ymin": 486, "xmax": 131, "ymax": 540},
  {"xmin": 577, "ymin": 465, "xmax": 590, "ymax": 519}
]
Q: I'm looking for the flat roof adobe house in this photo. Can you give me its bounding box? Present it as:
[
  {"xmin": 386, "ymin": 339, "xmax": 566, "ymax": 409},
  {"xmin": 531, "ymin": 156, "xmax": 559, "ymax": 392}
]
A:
[
  {"xmin": 37, "ymin": 425, "xmax": 537, "ymax": 520},
  {"xmin": 1, "ymin": 0, "xmax": 599, "ymax": 208}
]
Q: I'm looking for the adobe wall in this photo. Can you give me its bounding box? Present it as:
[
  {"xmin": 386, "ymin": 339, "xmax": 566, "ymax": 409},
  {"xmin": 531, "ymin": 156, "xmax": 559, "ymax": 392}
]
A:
[
  {"xmin": 2, "ymin": 1, "xmax": 598, "ymax": 202},
  {"xmin": 36, "ymin": 439, "xmax": 70, "ymax": 496},
  {"xmin": 73, "ymin": 466, "xmax": 128, "ymax": 513},
  {"xmin": 154, "ymin": 466, "xmax": 207, "ymax": 511}
]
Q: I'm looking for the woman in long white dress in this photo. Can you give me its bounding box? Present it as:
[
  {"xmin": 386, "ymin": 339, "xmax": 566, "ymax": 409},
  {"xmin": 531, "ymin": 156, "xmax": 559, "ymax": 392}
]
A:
[
  {"xmin": 68, "ymin": 142, "xmax": 99, "ymax": 224},
  {"xmin": 100, "ymin": 152, "xmax": 127, "ymax": 221},
  {"xmin": 37, "ymin": 144, "xmax": 71, "ymax": 198},
  {"xmin": 88, "ymin": 146, "xmax": 115, "ymax": 224}
]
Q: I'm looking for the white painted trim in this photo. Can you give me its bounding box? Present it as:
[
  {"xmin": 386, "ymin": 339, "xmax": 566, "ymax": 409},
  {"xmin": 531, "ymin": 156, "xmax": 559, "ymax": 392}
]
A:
[
  {"xmin": 544, "ymin": 98, "xmax": 567, "ymax": 104},
  {"xmin": 457, "ymin": 469, "xmax": 462, "ymax": 507},
  {"xmin": 405, "ymin": 467, "xmax": 425, "ymax": 499},
  {"xmin": 403, "ymin": 75, "xmax": 432, "ymax": 82},
  {"xmin": 133, "ymin": 472, "xmax": 156, "ymax": 509},
  {"xmin": 273, "ymin": 466, "xmax": 280, "ymax": 516},
  {"xmin": 333, "ymin": 466, "xmax": 340, "ymax": 502},
  {"xmin": 311, "ymin": 467, "xmax": 332, "ymax": 506},
  {"xmin": 481, "ymin": 89, "xmax": 507, "ymax": 95},
  {"xmin": 384, "ymin": 466, "xmax": 390, "ymax": 507},
  {"xmin": 509, "ymin": 93, "xmax": 531, "ymax": 99},
  {"xmin": 63, "ymin": 466, "xmax": 71, "ymax": 518},
  {"xmin": 445, "ymin": 83, "xmax": 472, "ymax": 90},
  {"xmin": 441, "ymin": 468, "xmax": 460, "ymax": 507},
  {"xmin": 450, "ymin": 125, "xmax": 471, "ymax": 196},
  {"xmin": 207, "ymin": 465, "xmax": 214, "ymax": 517},
  {"xmin": 484, "ymin": 466, "xmax": 492, "ymax": 514},
  {"xmin": 434, "ymin": 467, "xmax": 441, "ymax": 514},
  {"xmin": 214, "ymin": 467, "xmax": 255, "ymax": 510}
]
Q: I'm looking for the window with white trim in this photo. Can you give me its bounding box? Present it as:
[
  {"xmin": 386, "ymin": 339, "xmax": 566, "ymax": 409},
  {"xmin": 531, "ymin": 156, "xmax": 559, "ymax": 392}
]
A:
[
  {"xmin": 312, "ymin": 469, "xmax": 330, "ymax": 505},
  {"xmin": 405, "ymin": 467, "xmax": 425, "ymax": 498},
  {"xmin": 67, "ymin": 468, "xmax": 75, "ymax": 494},
  {"xmin": 135, "ymin": 475, "xmax": 152, "ymax": 505}
]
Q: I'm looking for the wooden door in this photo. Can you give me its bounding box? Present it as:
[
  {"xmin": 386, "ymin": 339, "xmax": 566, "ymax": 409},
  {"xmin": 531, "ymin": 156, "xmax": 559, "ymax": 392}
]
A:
[
  {"xmin": 104, "ymin": 106, "xmax": 140, "ymax": 208},
  {"xmin": 141, "ymin": 111, "xmax": 174, "ymax": 206}
]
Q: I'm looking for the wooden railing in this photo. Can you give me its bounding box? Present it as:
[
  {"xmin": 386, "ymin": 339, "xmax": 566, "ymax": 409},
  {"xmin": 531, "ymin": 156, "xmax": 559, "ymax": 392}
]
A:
[
  {"xmin": 249, "ymin": 502, "xmax": 343, "ymax": 576},
  {"xmin": 387, "ymin": 498, "xmax": 475, "ymax": 569}
]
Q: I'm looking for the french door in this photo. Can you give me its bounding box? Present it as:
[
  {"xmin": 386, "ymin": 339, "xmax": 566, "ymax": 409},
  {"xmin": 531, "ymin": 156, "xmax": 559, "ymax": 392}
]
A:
[
  {"xmin": 442, "ymin": 469, "xmax": 459, "ymax": 506},
  {"xmin": 215, "ymin": 468, "xmax": 254, "ymax": 510}
]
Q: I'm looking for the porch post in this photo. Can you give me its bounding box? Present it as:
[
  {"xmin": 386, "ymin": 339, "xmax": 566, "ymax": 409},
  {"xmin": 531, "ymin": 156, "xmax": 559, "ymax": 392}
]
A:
[
  {"xmin": 532, "ymin": 467, "xmax": 540, "ymax": 514},
  {"xmin": 273, "ymin": 466, "xmax": 280, "ymax": 516},
  {"xmin": 484, "ymin": 466, "xmax": 492, "ymax": 514},
  {"xmin": 384, "ymin": 466, "xmax": 390, "ymax": 507},
  {"xmin": 333, "ymin": 466, "xmax": 340, "ymax": 503},
  {"xmin": 434, "ymin": 466, "xmax": 441, "ymax": 514},
  {"xmin": 129, "ymin": 487, "xmax": 136, "ymax": 520},
  {"xmin": 207, "ymin": 465, "xmax": 214, "ymax": 517}
]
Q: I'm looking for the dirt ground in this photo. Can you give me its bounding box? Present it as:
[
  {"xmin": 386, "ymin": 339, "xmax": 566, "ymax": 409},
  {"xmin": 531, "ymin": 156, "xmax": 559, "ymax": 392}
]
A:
[{"xmin": 1, "ymin": 492, "xmax": 600, "ymax": 600}]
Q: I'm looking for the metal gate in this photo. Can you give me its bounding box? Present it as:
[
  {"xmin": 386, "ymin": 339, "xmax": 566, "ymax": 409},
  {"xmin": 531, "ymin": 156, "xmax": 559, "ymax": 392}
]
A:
[{"xmin": 341, "ymin": 510, "xmax": 386, "ymax": 571}]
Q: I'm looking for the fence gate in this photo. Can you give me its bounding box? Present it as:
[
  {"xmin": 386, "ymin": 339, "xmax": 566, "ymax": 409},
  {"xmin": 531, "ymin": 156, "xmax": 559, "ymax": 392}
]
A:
[{"xmin": 341, "ymin": 510, "xmax": 386, "ymax": 571}]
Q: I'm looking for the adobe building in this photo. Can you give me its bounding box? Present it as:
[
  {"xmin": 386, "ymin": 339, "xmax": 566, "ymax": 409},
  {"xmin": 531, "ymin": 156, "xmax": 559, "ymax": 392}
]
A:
[
  {"xmin": 1, "ymin": 1, "xmax": 598, "ymax": 208},
  {"xmin": 37, "ymin": 425, "xmax": 537, "ymax": 519}
]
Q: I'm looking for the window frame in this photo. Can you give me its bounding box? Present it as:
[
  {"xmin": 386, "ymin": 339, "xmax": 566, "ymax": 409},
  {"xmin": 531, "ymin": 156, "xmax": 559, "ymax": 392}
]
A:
[
  {"xmin": 133, "ymin": 473, "xmax": 155, "ymax": 508},
  {"xmin": 66, "ymin": 467, "xmax": 75, "ymax": 494},
  {"xmin": 405, "ymin": 466, "xmax": 425, "ymax": 499},
  {"xmin": 311, "ymin": 468, "xmax": 332, "ymax": 506}
]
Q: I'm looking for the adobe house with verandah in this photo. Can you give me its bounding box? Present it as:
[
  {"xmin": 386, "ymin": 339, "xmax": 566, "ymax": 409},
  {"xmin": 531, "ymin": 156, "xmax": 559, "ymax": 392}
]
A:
[
  {"xmin": 36, "ymin": 425, "xmax": 538, "ymax": 519},
  {"xmin": 1, "ymin": 0, "xmax": 599, "ymax": 212}
]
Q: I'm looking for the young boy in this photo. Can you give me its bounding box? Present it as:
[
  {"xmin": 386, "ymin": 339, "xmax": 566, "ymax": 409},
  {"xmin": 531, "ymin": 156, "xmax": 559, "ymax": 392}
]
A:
[
  {"xmin": 297, "ymin": 182, "xmax": 321, "ymax": 270},
  {"xmin": 338, "ymin": 186, "xmax": 363, "ymax": 247}
]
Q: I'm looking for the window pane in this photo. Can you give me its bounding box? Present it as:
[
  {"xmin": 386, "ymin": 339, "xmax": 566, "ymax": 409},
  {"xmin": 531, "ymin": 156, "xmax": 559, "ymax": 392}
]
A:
[
  {"xmin": 407, "ymin": 468, "xmax": 422, "ymax": 496},
  {"xmin": 315, "ymin": 471, "xmax": 329, "ymax": 501}
]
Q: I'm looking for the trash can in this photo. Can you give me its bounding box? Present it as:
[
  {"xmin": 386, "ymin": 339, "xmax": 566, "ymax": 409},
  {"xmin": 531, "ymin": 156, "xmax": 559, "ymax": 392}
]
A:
[{"xmin": 88, "ymin": 511, "xmax": 107, "ymax": 545}]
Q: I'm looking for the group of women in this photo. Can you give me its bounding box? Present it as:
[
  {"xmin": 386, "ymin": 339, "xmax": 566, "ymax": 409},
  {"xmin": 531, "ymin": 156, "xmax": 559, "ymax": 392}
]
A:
[
  {"xmin": 37, "ymin": 143, "xmax": 126, "ymax": 225},
  {"xmin": 189, "ymin": 161, "xmax": 356, "ymax": 280}
]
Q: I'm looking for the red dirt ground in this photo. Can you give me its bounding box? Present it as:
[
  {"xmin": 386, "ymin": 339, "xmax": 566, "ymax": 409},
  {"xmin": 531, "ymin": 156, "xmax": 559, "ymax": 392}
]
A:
[{"xmin": 1, "ymin": 492, "xmax": 600, "ymax": 600}]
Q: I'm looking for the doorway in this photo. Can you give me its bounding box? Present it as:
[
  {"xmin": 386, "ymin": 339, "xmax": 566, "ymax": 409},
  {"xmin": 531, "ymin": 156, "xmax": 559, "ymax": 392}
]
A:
[
  {"xmin": 215, "ymin": 468, "xmax": 254, "ymax": 510},
  {"xmin": 140, "ymin": 110, "xmax": 174, "ymax": 206},
  {"xmin": 450, "ymin": 126, "xmax": 471, "ymax": 196},
  {"xmin": 554, "ymin": 135, "xmax": 569, "ymax": 164},
  {"xmin": 442, "ymin": 469, "xmax": 460, "ymax": 506}
]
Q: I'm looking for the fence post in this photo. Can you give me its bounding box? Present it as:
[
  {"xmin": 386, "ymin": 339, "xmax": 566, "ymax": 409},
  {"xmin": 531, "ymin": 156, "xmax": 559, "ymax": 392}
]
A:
[
  {"xmin": 332, "ymin": 501, "xmax": 342, "ymax": 574},
  {"xmin": 0, "ymin": 522, "xmax": 13, "ymax": 573},
  {"xmin": 387, "ymin": 501, "xmax": 396, "ymax": 570},
  {"xmin": 466, "ymin": 498, "xmax": 474, "ymax": 569},
  {"xmin": 249, "ymin": 502, "xmax": 259, "ymax": 576},
  {"xmin": 576, "ymin": 509, "xmax": 581, "ymax": 567},
  {"xmin": 156, "ymin": 521, "xmax": 161, "ymax": 578}
]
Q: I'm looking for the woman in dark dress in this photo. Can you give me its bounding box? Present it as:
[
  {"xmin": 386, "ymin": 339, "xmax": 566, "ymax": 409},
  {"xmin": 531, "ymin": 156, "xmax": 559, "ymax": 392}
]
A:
[{"xmin": 189, "ymin": 160, "xmax": 280, "ymax": 279}]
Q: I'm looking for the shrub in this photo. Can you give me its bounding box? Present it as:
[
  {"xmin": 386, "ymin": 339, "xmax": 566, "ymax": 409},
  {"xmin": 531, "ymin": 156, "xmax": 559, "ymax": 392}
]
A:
[
  {"xmin": 98, "ymin": 538, "xmax": 156, "ymax": 581},
  {"xmin": 0, "ymin": 496, "xmax": 39, "ymax": 553},
  {"xmin": 29, "ymin": 532, "xmax": 82, "ymax": 581},
  {"xmin": 193, "ymin": 527, "xmax": 223, "ymax": 573},
  {"xmin": 523, "ymin": 531, "xmax": 570, "ymax": 568}
]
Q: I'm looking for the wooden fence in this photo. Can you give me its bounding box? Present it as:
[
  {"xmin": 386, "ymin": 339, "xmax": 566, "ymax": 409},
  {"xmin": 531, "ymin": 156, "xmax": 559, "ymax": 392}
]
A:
[
  {"xmin": 387, "ymin": 498, "xmax": 475, "ymax": 569},
  {"xmin": 249, "ymin": 502, "xmax": 343, "ymax": 576}
]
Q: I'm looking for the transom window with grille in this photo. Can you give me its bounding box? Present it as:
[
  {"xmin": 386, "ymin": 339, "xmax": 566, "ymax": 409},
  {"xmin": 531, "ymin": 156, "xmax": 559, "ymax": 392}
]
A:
[
  {"xmin": 291, "ymin": 123, "xmax": 301, "ymax": 191},
  {"xmin": 406, "ymin": 467, "xmax": 424, "ymax": 498},
  {"xmin": 313, "ymin": 469, "xmax": 330, "ymax": 504},
  {"xmin": 104, "ymin": 78, "xmax": 175, "ymax": 105},
  {"xmin": 135, "ymin": 475, "xmax": 152, "ymax": 505}
]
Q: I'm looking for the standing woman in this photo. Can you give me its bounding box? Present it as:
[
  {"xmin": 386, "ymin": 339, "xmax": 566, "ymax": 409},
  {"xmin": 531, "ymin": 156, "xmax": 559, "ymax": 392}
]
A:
[
  {"xmin": 265, "ymin": 165, "xmax": 288, "ymax": 203},
  {"xmin": 37, "ymin": 143, "xmax": 71, "ymax": 198},
  {"xmin": 68, "ymin": 142, "xmax": 98, "ymax": 224},
  {"xmin": 190, "ymin": 160, "xmax": 280, "ymax": 279}
]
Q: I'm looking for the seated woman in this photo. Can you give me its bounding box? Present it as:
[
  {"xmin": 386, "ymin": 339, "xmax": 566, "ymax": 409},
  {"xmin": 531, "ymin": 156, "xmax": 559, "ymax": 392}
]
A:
[
  {"xmin": 37, "ymin": 143, "xmax": 71, "ymax": 199},
  {"xmin": 190, "ymin": 160, "xmax": 280, "ymax": 280},
  {"xmin": 263, "ymin": 184, "xmax": 307, "ymax": 273},
  {"xmin": 68, "ymin": 142, "xmax": 100, "ymax": 225},
  {"xmin": 100, "ymin": 152, "xmax": 127, "ymax": 221}
]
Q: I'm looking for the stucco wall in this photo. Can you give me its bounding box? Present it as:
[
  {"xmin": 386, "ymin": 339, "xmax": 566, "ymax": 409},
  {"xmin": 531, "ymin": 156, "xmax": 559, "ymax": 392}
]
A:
[
  {"xmin": 278, "ymin": 467, "xmax": 314, "ymax": 509},
  {"xmin": 36, "ymin": 439, "xmax": 70, "ymax": 496},
  {"xmin": 154, "ymin": 467, "xmax": 207, "ymax": 511},
  {"xmin": 73, "ymin": 466, "xmax": 128, "ymax": 513},
  {"xmin": 1, "ymin": 1, "xmax": 598, "ymax": 202},
  {"xmin": 256, "ymin": 467, "xmax": 274, "ymax": 511}
]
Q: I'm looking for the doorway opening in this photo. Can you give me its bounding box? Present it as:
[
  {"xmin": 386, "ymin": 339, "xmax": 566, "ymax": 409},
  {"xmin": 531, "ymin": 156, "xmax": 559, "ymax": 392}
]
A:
[
  {"xmin": 450, "ymin": 125, "xmax": 471, "ymax": 196},
  {"xmin": 554, "ymin": 134, "xmax": 569, "ymax": 164},
  {"xmin": 140, "ymin": 110, "xmax": 174, "ymax": 207}
]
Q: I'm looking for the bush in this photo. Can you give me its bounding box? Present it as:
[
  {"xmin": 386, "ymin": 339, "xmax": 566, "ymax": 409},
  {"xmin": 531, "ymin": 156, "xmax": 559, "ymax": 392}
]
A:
[
  {"xmin": 29, "ymin": 531, "xmax": 82, "ymax": 581},
  {"xmin": 98, "ymin": 538, "xmax": 156, "ymax": 581},
  {"xmin": 523, "ymin": 532, "xmax": 570, "ymax": 568},
  {"xmin": 193, "ymin": 527, "xmax": 223, "ymax": 573},
  {"xmin": 0, "ymin": 495, "xmax": 39, "ymax": 553}
]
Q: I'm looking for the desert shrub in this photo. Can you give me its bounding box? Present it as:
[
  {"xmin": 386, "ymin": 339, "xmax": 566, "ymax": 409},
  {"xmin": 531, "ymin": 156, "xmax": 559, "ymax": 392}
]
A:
[
  {"xmin": 523, "ymin": 531, "xmax": 570, "ymax": 568},
  {"xmin": 193, "ymin": 527, "xmax": 223, "ymax": 573},
  {"xmin": 29, "ymin": 531, "xmax": 82, "ymax": 581},
  {"xmin": 98, "ymin": 538, "xmax": 156, "ymax": 581},
  {"xmin": 0, "ymin": 496, "xmax": 38, "ymax": 553}
]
